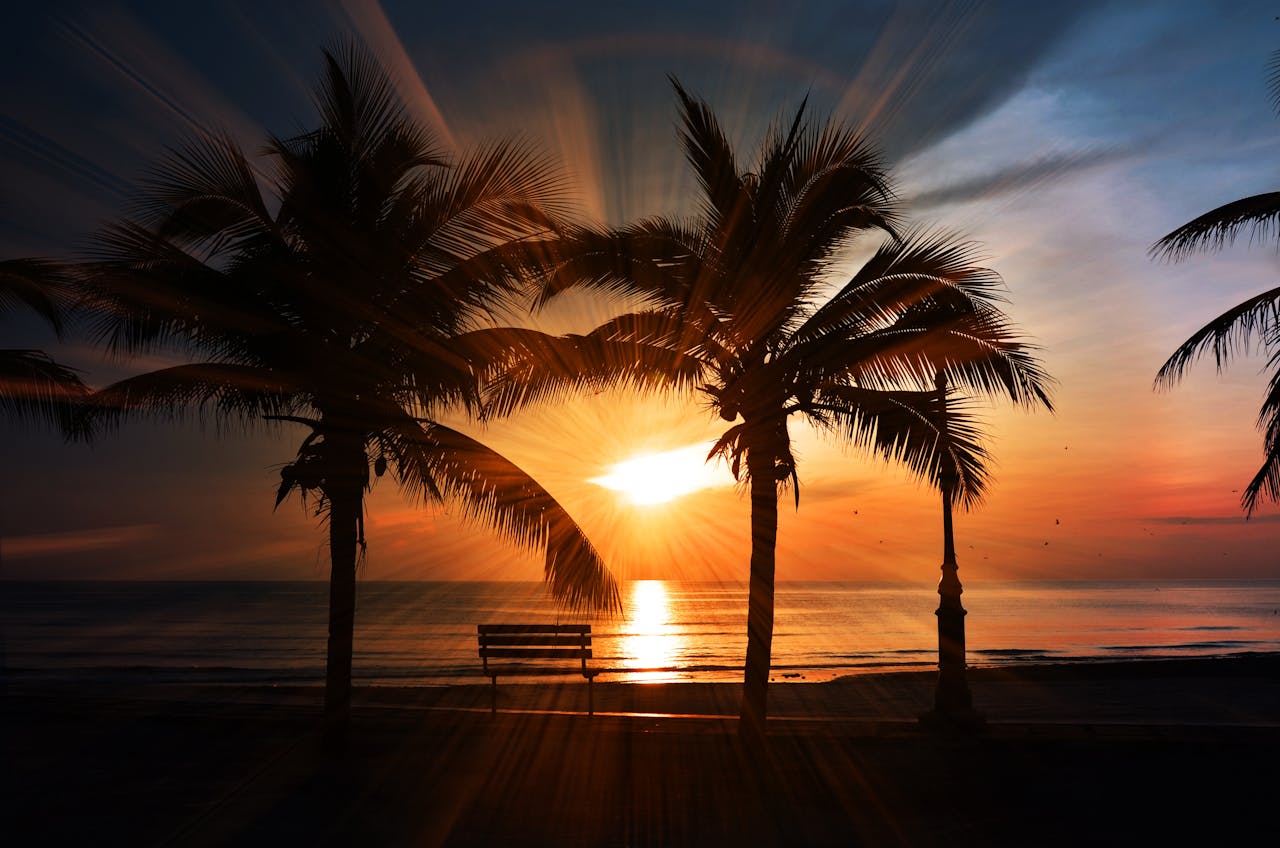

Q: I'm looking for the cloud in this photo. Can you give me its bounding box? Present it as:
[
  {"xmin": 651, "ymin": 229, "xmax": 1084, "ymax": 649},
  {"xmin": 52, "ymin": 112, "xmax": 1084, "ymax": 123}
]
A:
[
  {"xmin": 832, "ymin": 1, "xmax": 1106, "ymax": 159},
  {"xmin": 911, "ymin": 147, "xmax": 1129, "ymax": 210},
  {"xmin": 2, "ymin": 523, "xmax": 158, "ymax": 558}
]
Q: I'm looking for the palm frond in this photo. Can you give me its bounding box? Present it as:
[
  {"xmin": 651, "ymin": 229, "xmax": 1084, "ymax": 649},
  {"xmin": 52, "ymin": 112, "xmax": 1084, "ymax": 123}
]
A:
[
  {"xmin": 529, "ymin": 221, "xmax": 714, "ymax": 310},
  {"xmin": 1154, "ymin": 285, "xmax": 1280, "ymax": 387},
  {"xmin": 751, "ymin": 91, "xmax": 811, "ymax": 240},
  {"xmin": 84, "ymin": 362, "xmax": 297, "ymax": 432},
  {"xmin": 441, "ymin": 137, "xmax": 572, "ymax": 240},
  {"xmin": 1241, "ymin": 450, "xmax": 1280, "ymax": 515},
  {"xmin": 794, "ymin": 227, "xmax": 1006, "ymax": 347},
  {"xmin": 706, "ymin": 421, "xmax": 749, "ymax": 481},
  {"xmin": 267, "ymin": 43, "xmax": 451, "ymax": 281},
  {"xmin": 1151, "ymin": 192, "xmax": 1280, "ymax": 261},
  {"xmin": 573, "ymin": 308, "xmax": 732, "ymax": 366},
  {"xmin": 367, "ymin": 120, "xmax": 449, "ymax": 192},
  {"xmin": 0, "ymin": 258, "xmax": 74, "ymax": 333},
  {"xmin": 78, "ymin": 221, "xmax": 287, "ymax": 356},
  {"xmin": 1269, "ymin": 48, "xmax": 1280, "ymax": 114},
  {"xmin": 1149, "ymin": 50, "xmax": 1280, "ymax": 514},
  {"xmin": 314, "ymin": 40, "xmax": 417, "ymax": 161},
  {"xmin": 788, "ymin": 300, "xmax": 1053, "ymax": 414},
  {"xmin": 272, "ymin": 426, "xmax": 360, "ymax": 510},
  {"xmin": 133, "ymin": 131, "xmax": 275, "ymax": 257},
  {"xmin": 385, "ymin": 418, "xmax": 620, "ymax": 612},
  {"xmin": 670, "ymin": 77, "xmax": 744, "ymax": 235},
  {"xmin": 777, "ymin": 118, "xmax": 899, "ymax": 266},
  {"xmin": 1242, "ymin": 345, "xmax": 1280, "ymax": 513},
  {"xmin": 829, "ymin": 303, "xmax": 1054, "ymax": 410},
  {"xmin": 704, "ymin": 419, "xmax": 800, "ymax": 506},
  {"xmin": 0, "ymin": 349, "xmax": 90, "ymax": 433},
  {"xmin": 470, "ymin": 323, "xmax": 707, "ymax": 418},
  {"xmin": 811, "ymin": 385, "xmax": 990, "ymax": 508}
]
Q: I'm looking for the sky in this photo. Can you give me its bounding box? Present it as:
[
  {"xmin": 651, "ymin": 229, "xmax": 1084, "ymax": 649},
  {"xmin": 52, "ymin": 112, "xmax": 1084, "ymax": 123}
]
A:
[{"xmin": 1, "ymin": 0, "xmax": 1278, "ymax": 585}]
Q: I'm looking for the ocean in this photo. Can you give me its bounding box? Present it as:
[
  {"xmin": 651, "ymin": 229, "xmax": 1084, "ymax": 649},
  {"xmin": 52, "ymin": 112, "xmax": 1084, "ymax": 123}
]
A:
[{"xmin": 3, "ymin": 579, "xmax": 1279, "ymax": 686}]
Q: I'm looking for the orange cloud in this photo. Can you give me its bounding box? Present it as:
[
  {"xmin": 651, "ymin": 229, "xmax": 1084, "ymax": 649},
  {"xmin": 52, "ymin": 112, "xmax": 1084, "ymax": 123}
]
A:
[{"xmin": 3, "ymin": 524, "xmax": 158, "ymax": 558}]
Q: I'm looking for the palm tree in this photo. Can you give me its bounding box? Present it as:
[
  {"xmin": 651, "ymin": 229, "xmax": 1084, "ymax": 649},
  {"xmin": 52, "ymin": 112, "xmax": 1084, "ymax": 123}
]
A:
[
  {"xmin": 485, "ymin": 81, "xmax": 1054, "ymax": 743},
  {"xmin": 0, "ymin": 259, "xmax": 89, "ymax": 428},
  {"xmin": 71, "ymin": 44, "xmax": 618, "ymax": 742},
  {"xmin": 1150, "ymin": 53, "xmax": 1280, "ymax": 515}
]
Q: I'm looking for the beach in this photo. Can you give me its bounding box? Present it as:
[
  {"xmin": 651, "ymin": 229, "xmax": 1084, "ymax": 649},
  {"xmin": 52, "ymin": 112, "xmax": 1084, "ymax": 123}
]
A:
[
  {"xmin": 5, "ymin": 5, "xmax": 1280, "ymax": 848},
  {"xmin": 4, "ymin": 655, "xmax": 1278, "ymax": 847}
]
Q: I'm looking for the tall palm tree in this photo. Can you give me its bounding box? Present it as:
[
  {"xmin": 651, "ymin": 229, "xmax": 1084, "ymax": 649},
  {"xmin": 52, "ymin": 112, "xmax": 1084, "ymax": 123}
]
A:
[
  {"xmin": 485, "ymin": 81, "xmax": 1054, "ymax": 742},
  {"xmin": 0, "ymin": 259, "xmax": 88, "ymax": 428},
  {"xmin": 71, "ymin": 44, "xmax": 618, "ymax": 741},
  {"xmin": 1150, "ymin": 53, "xmax": 1280, "ymax": 515}
]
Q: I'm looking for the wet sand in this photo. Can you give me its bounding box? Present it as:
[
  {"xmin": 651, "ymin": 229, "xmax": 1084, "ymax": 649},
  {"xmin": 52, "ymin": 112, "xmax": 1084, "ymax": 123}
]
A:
[{"xmin": 4, "ymin": 655, "xmax": 1278, "ymax": 846}]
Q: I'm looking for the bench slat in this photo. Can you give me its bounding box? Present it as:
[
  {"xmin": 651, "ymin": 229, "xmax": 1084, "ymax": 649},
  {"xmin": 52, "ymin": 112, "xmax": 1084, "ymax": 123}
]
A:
[
  {"xmin": 480, "ymin": 648, "xmax": 592, "ymax": 660},
  {"xmin": 480, "ymin": 635, "xmax": 590, "ymax": 648},
  {"xmin": 483, "ymin": 667, "xmax": 599, "ymax": 677},
  {"xmin": 478, "ymin": 624, "xmax": 590, "ymax": 635}
]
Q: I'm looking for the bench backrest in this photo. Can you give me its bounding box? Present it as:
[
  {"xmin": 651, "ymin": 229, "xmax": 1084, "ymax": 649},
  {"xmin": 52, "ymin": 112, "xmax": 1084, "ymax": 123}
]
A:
[{"xmin": 477, "ymin": 624, "xmax": 592, "ymax": 675}]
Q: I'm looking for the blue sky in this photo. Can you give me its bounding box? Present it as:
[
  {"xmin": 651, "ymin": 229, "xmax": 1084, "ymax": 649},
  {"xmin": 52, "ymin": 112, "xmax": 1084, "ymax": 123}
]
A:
[{"xmin": 2, "ymin": 1, "xmax": 1278, "ymax": 582}]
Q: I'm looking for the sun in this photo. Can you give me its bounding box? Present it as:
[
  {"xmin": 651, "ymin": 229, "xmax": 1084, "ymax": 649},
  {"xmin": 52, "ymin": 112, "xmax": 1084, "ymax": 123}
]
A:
[{"xmin": 589, "ymin": 444, "xmax": 731, "ymax": 505}]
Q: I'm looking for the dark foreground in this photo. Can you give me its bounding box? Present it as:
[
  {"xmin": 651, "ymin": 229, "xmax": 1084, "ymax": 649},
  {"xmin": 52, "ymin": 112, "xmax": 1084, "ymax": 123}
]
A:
[{"xmin": 4, "ymin": 657, "xmax": 1279, "ymax": 847}]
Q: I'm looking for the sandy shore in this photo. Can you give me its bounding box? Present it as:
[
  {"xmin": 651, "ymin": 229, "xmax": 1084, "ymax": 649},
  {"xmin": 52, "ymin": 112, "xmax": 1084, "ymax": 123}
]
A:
[{"xmin": 4, "ymin": 655, "xmax": 1278, "ymax": 846}]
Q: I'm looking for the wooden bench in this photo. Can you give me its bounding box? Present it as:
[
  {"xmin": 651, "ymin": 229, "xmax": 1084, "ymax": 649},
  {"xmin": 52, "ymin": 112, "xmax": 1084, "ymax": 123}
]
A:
[{"xmin": 477, "ymin": 624, "xmax": 599, "ymax": 715}]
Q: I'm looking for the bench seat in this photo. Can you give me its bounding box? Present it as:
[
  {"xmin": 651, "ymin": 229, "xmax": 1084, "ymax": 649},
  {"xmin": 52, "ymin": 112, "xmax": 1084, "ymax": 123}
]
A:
[{"xmin": 477, "ymin": 624, "xmax": 599, "ymax": 715}]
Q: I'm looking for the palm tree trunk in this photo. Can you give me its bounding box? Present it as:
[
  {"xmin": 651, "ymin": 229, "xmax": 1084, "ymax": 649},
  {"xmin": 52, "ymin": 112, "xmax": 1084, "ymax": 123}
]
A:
[
  {"xmin": 322, "ymin": 434, "xmax": 366, "ymax": 749},
  {"xmin": 740, "ymin": 446, "xmax": 778, "ymax": 746},
  {"xmin": 324, "ymin": 488, "xmax": 359, "ymax": 746}
]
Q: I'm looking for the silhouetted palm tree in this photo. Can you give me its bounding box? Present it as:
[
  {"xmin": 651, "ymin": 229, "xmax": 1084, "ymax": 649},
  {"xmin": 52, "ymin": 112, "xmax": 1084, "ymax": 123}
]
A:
[
  {"xmin": 0, "ymin": 259, "xmax": 88, "ymax": 428},
  {"xmin": 72, "ymin": 44, "xmax": 617, "ymax": 741},
  {"xmin": 486, "ymin": 81, "xmax": 1054, "ymax": 742},
  {"xmin": 1151, "ymin": 53, "xmax": 1280, "ymax": 515}
]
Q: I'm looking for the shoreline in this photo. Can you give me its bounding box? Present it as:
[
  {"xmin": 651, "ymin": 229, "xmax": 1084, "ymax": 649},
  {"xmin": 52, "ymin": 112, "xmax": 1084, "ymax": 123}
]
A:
[
  {"xmin": 7, "ymin": 652, "xmax": 1279, "ymax": 724},
  {"xmin": 6, "ymin": 647, "xmax": 1277, "ymax": 687}
]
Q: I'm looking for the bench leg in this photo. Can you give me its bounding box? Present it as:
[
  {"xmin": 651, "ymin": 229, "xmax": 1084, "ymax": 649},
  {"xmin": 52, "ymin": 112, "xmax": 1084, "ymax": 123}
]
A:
[
  {"xmin": 588, "ymin": 677, "xmax": 594, "ymax": 717},
  {"xmin": 489, "ymin": 677, "xmax": 497, "ymax": 715}
]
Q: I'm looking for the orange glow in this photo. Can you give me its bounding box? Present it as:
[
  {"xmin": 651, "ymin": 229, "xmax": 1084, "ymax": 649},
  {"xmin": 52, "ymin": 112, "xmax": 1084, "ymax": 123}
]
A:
[{"xmin": 0, "ymin": 524, "xmax": 158, "ymax": 558}]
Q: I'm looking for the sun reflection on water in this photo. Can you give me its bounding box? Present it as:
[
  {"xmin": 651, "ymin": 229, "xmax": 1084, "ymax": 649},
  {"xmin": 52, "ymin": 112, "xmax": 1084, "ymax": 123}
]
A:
[{"xmin": 620, "ymin": 580, "xmax": 685, "ymax": 683}]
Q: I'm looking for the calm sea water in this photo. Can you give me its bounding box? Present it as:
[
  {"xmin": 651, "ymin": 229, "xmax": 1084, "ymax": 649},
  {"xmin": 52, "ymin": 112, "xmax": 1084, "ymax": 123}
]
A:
[{"xmin": 3, "ymin": 580, "xmax": 1279, "ymax": 686}]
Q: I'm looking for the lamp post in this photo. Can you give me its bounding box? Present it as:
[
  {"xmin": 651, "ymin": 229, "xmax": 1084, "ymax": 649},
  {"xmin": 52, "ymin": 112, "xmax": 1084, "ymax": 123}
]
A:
[{"xmin": 920, "ymin": 371, "xmax": 984, "ymax": 730}]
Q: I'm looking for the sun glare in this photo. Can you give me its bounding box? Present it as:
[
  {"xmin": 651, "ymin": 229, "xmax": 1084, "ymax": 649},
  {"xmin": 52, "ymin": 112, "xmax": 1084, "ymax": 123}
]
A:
[
  {"xmin": 619, "ymin": 580, "xmax": 683, "ymax": 683},
  {"xmin": 588, "ymin": 444, "xmax": 731, "ymax": 505}
]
